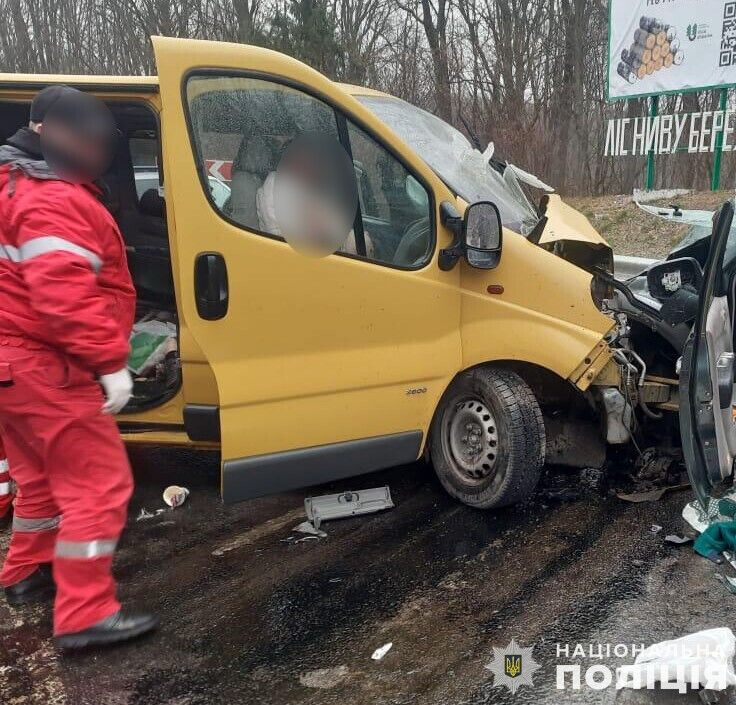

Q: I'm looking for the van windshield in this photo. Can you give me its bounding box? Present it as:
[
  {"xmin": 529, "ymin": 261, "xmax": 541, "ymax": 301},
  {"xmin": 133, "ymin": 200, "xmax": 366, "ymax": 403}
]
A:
[{"xmin": 356, "ymin": 95, "xmax": 540, "ymax": 235}]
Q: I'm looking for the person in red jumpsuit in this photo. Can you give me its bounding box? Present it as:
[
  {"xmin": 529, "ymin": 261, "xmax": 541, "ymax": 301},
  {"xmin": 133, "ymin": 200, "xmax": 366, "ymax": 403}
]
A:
[
  {"xmin": 0, "ymin": 86, "xmax": 158, "ymax": 648},
  {"xmin": 0, "ymin": 437, "xmax": 14, "ymax": 525}
]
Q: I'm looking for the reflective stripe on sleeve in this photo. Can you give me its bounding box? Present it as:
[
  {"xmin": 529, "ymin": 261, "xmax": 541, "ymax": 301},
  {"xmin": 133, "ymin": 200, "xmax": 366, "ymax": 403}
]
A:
[
  {"xmin": 12, "ymin": 515, "xmax": 61, "ymax": 532},
  {"xmin": 20, "ymin": 236, "xmax": 102, "ymax": 273},
  {"xmin": 0, "ymin": 482, "xmax": 11, "ymax": 495},
  {"xmin": 0, "ymin": 236, "xmax": 102, "ymax": 273},
  {"xmin": 55, "ymin": 538, "xmax": 117, "ymax": 559},
  {"xmin": 0, "ymin": 244, "xmax": 20, "ymax": 262},
  {"xmin": 0, "ymin": 458, "xmax": 9, "ymax": 472}
]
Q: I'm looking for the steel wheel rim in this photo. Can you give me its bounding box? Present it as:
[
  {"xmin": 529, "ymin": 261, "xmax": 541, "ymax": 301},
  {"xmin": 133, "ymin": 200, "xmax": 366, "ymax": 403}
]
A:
[{"xmin": 445, "ymin": 397, "xmax": 499, "ymax": 482}]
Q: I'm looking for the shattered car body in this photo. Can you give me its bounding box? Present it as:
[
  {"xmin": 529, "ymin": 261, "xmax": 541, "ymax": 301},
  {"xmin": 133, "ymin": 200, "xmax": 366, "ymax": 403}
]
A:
[
  {"xmin": 346, "ymin": 87, "xmax": 614, "ymax": 276},
  {"xmin": 601, "ymin": 199, "xmax": 736, "ymax": 509}
]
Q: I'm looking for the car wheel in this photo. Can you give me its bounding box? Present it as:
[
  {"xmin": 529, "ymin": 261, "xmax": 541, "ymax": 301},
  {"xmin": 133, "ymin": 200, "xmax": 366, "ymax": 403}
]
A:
[{"xmin": 429, "ymin": 366, "xmax": 545, "ymax": 509}]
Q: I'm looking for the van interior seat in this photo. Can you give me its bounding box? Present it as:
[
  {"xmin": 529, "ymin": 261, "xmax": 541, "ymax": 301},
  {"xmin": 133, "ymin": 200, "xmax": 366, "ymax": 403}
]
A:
[
  {"xmin": 139, "ymin": 187, "xmax": 166, "ymax": 219},
  {"xmin": 100, "ymin": 141, "xmax": 174, "ymax": 308},
  {"xmin": 226, "ymin": 135, "xmax": 277, "ymax": 229}
]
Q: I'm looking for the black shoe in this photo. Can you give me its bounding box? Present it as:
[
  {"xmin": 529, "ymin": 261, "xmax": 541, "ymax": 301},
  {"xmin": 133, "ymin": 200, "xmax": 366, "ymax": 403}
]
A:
[
  {"xmin": 4, "ymin": 564, "xmax": 55, "ymax": 606},
  {"xmin": 55, "ymin": 610, "xmax": 159, "ymax": 649}
]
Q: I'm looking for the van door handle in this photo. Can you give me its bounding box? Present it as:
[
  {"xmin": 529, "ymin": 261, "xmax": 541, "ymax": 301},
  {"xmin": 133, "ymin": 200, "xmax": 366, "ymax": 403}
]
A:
[{"xmin": 194, "ymin": 252, "xmax": 229, "ymax": 320}]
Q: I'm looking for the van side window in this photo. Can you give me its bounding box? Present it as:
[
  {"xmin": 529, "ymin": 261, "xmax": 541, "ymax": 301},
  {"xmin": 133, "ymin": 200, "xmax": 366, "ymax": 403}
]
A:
[
  {"xmin": 345, "ymin": 121, "xmax": 432, "ymax": 268},
  {"xmin": 186, "ymin": 76, "xmax": 339, "ymax": 232},
  {"xmin": 129, "ymin": 133, "xmax": 161, "ymax": 202},
  {"xmin": 185, "ymin": 75, "xmax": 432, "ymax": 268}
]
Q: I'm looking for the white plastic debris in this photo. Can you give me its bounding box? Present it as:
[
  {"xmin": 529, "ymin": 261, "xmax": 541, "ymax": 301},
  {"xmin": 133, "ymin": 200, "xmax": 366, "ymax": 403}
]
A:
[
  {"xmin": 371, "ymin": 642, "xmax": 393, "ymax": 661},
  {"xmin": 617, "ymin": 628, "xmax": 736, "ymax": 691},
  {"xmin": 665, "ymin": 534, "xmax": 693, "ymax": 545},
  {"xmin": 135, "ymin": 507, "xmax": 167, "ymax": 521},
  {"xmin": 293, "ymin": 521, "xmax": 327, "ymax": 538},
  {"xmin": 305, "ymin": 487, "xmax": 394, "ymax": 529},
  {"xmin": 650, "ymin": 524, "xmax": 663, "ymax": 534},
  {"xmin": 163, "ymin": 485, "xmax": 189, "ymax": 508}
]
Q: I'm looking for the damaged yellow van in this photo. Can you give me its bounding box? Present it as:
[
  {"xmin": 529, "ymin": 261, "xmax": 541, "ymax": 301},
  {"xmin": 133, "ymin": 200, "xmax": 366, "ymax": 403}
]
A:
[{"xmin": 0, "ymin": 37, "xmax": 628, "ymax": 508}]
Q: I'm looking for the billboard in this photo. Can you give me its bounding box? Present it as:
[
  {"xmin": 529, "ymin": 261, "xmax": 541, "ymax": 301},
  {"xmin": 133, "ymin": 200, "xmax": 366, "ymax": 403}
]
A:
[{"xmin": 608, "ymin": 0, "xmax": 736, "ymax": 101}]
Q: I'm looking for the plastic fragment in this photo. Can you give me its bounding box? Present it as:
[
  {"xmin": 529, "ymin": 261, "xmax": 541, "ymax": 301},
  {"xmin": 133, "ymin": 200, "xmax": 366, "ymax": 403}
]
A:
[
  {"xmin": 305, "ymin": 487, "xmax": 394, "ymax": 529},
  {"xmin": 293, "ymin": 521, "xmax": 327, "ymax": 538},
  {"xmin": 665, "ymin": 534, "xmax": 693, "ymax": 545},
  {"xmin": 371, "ymin": 642, "xmax": 393, "ymax": 661}
]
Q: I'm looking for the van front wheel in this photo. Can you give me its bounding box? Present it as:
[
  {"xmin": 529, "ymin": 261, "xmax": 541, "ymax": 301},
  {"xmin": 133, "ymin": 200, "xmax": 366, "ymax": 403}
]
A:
[{"xmin": 429, "ymin": 367, "xmax": 545, "ymax": 509}]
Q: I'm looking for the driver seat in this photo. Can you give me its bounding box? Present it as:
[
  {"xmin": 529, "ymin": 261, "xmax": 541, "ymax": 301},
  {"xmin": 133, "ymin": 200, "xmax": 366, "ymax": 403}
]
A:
[{"xmin": 226, "ymin": 136, "xmax": 276, "ymax": 229}]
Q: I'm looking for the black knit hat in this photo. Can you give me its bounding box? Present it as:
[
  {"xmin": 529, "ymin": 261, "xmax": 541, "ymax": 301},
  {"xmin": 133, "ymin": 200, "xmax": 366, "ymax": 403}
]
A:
[
  {"xmin": 30, "ymin": 85, "xmax": 76, "ymax": 123},
  {"xmin": 42, "ymin": 88, "xmax": 118, "ymax": 141}
]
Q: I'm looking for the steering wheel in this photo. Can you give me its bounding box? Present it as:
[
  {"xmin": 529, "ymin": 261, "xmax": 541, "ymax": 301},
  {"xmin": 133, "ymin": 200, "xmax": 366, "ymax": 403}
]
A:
[{"xmin": 392, "ymin": 218, "xmax": 431, "ymax": 266}]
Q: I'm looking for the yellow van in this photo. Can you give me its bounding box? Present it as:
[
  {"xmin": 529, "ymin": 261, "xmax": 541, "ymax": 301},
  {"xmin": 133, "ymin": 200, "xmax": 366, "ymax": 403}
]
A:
[{"xmin": 0, "ymin": 37, "xmax": 627, "ymax": 509}]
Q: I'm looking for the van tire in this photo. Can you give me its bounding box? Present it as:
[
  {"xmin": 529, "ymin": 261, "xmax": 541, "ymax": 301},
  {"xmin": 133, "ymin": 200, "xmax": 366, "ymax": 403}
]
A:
[{"xmin": 429, "ymin": 367, "xmax": 545, "ymax": 509}]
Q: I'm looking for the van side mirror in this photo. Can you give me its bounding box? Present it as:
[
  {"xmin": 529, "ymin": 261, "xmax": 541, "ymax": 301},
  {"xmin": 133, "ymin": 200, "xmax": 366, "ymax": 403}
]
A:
[
  {"xmin": 647, "ymin": 257, "xmax": 703, "ymax": 299},
  {"xmin": 439, "ymin": 201, "xmax": 503, "ymax": 271}
]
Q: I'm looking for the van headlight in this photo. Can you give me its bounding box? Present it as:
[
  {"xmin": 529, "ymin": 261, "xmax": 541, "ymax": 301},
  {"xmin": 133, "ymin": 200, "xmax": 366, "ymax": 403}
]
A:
[{"xmin": 590, "ymin": 275, "xmax": 613, "ymax": 310}]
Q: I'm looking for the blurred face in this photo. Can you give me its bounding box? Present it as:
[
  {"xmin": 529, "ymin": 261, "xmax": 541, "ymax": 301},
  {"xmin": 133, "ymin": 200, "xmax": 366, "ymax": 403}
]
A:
[
  {"xmin": 273, "ymin": 134, "xmax": 358, "ymax": 258},
  {"xmin": 36, "ymin": 90, "xmax": 119, "ymax": 183},
  {"xmin": 40, "ymin": 120, "xmax": 115, "ymax": 183}
]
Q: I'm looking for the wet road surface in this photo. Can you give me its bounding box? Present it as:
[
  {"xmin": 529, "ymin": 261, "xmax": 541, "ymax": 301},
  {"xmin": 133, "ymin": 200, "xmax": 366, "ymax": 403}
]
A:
[{"xmin": 1, "ymin": 448, "xmax": 736, "ymax": 704}]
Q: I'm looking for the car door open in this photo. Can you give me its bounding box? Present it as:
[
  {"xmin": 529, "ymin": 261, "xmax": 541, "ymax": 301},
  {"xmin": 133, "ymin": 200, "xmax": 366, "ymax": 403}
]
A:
[
  {"xmin": 153, "ymin": 36, "xmax": 462, "ymax": 503},
  {"xmin": 680, "ymin": 200, "xmax": 736, "ymax": 508}
]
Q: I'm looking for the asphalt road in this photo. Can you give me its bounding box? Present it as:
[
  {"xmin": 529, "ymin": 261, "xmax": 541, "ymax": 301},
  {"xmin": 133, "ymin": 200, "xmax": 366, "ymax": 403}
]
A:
[{"xmin": 1, "ymin": 447, "xmax": 736, "ymax": 705}]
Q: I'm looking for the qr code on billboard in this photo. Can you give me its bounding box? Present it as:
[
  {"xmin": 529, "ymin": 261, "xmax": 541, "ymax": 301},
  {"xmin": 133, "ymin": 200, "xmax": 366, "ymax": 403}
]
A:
[{"xmin": 721, "ymin": 2, "xmax": 736, "ymax": 66}]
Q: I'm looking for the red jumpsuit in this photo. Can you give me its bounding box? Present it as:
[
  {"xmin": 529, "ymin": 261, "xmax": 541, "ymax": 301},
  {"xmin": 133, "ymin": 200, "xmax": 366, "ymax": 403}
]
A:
[
  {"xmin": 0, "ymin": 437, "xmax": 13, "ymax": 518},
  {"xmin": 0, "ymin": 156, "xmax": 136, "ymax": 635}
]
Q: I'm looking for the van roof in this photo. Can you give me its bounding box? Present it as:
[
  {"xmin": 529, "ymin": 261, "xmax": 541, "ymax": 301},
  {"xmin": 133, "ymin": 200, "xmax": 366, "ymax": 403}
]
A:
[
  {"xmin": 0, "ymin": 74, "xmax": 160, "ymax": 92},
  {"xmin": 0, "ymin": 74, "xmax": 392, "ymax": 100}
]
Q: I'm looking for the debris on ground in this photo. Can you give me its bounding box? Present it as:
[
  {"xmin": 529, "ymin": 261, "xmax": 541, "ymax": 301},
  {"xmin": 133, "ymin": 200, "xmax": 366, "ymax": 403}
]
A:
[
  {"xmin": 616, "ymin": 486, "xmax": 689, "ymax": 503},
  {"xmin": 293, "ymin": 520, "xmax": 327, "ymax": 538},
  {"xmin": 163, "ymin": 485, "xmax": 190, "ymax": 508},
  {"xmin": 650, "ymin": 524, "xmax": 663, "ymax": 534},
  {"xmin": 281, "ymin": 535, "xmax": 320, "ymax": 545},
  {"xmin": 298, "ymin": 665, "xmax": 349, "ymax": 689},
  {"xmin": 665, "ymin": 534, "xmax": 693, "ymax": 545},
  {"xmin": 305, "ymin": 487, "xmax": 394, "ymax": 529},
  {"xmin": 281, "ymin": 520, "xmax": 328, "ymax": 544},
  {"xmin": 614, "ymin": 448, "xmax": 689, "ymax": 503},
  {"xmin": 135, "ymin": 507, "xmax": 167, "ymax": 522},
  {"xmin": 371, "ymin": 642, "xmax": 393, "ymax": 661},
  {"xmin": 617, "ymin": 628, "xmax": 736, "ymax": 691},
  {"xmin": 715, "ymin": 573, "xmax": 736, "ymax": 595}
]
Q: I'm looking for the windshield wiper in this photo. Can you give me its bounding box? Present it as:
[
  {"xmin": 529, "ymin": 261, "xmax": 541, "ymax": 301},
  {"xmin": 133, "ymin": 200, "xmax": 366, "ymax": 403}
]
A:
[{"xmin": 459, "ymin": 113, "xmax": 482, "ymax": 152}]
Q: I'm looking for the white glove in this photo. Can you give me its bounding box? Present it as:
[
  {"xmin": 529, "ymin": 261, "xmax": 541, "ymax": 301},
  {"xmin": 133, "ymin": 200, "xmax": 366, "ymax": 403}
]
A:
[{"xmin": 99, "ymin": 368, "xmax": 133, "ymax": 414}]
